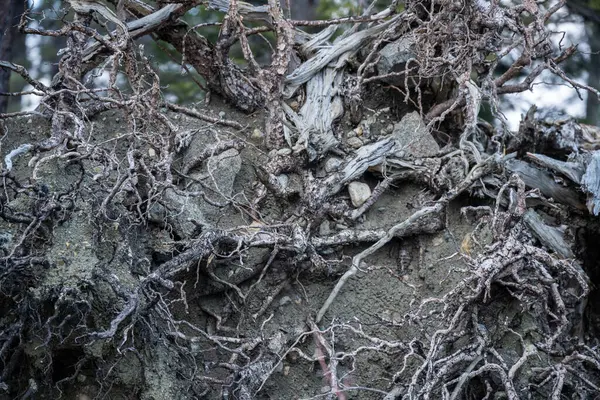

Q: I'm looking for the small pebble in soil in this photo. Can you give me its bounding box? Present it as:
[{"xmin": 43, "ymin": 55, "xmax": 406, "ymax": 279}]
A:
[
  {"xmin": 347, "ymin": 136, "xmax": 363, "ymax": 149},
  {"xmin": 348, "ymin": 181, "xmax": 371, "ymax": 207}
]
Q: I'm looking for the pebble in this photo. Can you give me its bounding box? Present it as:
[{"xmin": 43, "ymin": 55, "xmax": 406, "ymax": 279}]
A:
[
  {"xmin": 251, "ymin": 128, "xmax": 263, "ymax": 139},
  {"xmin": 432, "ymin": 236, "xmax": 444, "ymax": 246},
  {"xmin": 381, "ymin": 124, "xmax": 394, "ymax": 135},
  {"xmin": 279, "ymin": 296, "xmax": 292, "ymax": 306},
  {"xmin": 148, "ymin": 148, "xmax": 156, "ymax": 158},
  {"xmin": 324, "ymin": 157, "xmax": 342, "ymax": 173},
  {"xmin": 276, "ymin": 174, "xmax": 289, "ymax": 189},
  {"xmin": 347, "ymin": 137, "xmax": 363, "ymax": 149},
  {"xmin": 283, "ymin": 365, "xmax": 291, "ymax": 376},
  {"xmin": 277, "ymin": 148, "xmax": 292, "ymax": 156},
  {"xmin": 348, "ymin": 181, "xmax": 371, "ymax": 207},
  {"xmin": 319, "ymin": 220, "xmax": 331, "ymax": 236}
]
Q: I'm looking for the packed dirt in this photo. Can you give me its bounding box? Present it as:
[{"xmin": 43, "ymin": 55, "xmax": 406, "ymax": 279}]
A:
[{"xmin": 1, "ymin": 89, "xmax": 599, "ymax": 399}]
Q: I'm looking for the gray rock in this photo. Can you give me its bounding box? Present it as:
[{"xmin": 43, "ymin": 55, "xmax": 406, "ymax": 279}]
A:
[
  {"xmin": 347, "ymin": 136, "xmax": 363, "ymax": 149},
  {"xmin": 348, "ymin": 181, "xmax": 371, "ymax": 207},
  {"xmin": 0, "ymin": 232, "xmax": 13, "ymax": 252},
  {"xmin": 251, "ymin": 128, "xmax": 264, "ymax": 139},
  {"xmin": 199, "ymin": 148, "xmax": 242, "ymax": 199},
  {"xmin": 393, "ymin": 112, "xmax": 439, "ymax": 158},
  {"xmin": 276, "ymin": 174, "xmax": 289, "ymax": 190},
  {"xmin": 319, "ymin": 220, "xmax": 331, "ymax": 236},
  {"xmin": 279, "ymin": 296, "xmax": 292, "ymax": 306},
  {"xmin": 324, "ymin": 157, "xmax": 342, "ymax": 173},
  {"xmin": 380, "ymin": 123, "xmax": 395, "ymax": 135},
  {"xmin": 377, "ymin": 37, "xmax": 417, "ymax": 86},
  {"xmin": 162, "ymin": 189, "xmax": 208, "ymax": 237},
  {"xmin": 164, "ymin": 147, "xmax": 242, "ymax": 237}
]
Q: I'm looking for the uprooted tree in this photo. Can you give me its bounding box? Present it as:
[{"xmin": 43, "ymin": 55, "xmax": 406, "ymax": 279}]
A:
[{"xmin": 1, "ymin": 0, "xmax": 600, "ymax": 398}]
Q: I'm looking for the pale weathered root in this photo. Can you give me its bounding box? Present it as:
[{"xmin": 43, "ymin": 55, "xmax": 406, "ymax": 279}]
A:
[{"xmin": 393, "ymin": 220, "xmax": 591, "ymax": 398}]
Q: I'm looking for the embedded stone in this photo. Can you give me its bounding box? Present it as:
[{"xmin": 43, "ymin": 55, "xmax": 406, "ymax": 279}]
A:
[
  {"xmin": 348, "ymin": 181, "xmax": 371, "ymax": 207},
  {"xmin": 319, "ymin": 220, "xmax": 331, "ymax": 236},
  {"xmin": 377, "ymin": 37, "xmax": 417, "ymax": 86},
  {"xmin": 324, "ymin": 157, "xmax": 342, "ymax": 173},
  {"xmin": 251, "ymin": 128, "xmax": 264, "ymax": 139},
  {"xmin": 392, "ymin": 112, "xmax": 440, "ymax": 158},
  {"xmin": 347, "ymin": 137, "xmax": 363, "ymax": 149}
]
